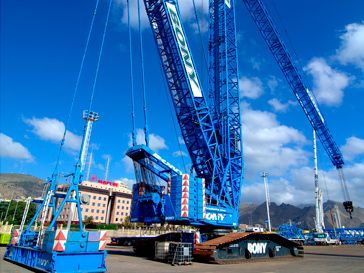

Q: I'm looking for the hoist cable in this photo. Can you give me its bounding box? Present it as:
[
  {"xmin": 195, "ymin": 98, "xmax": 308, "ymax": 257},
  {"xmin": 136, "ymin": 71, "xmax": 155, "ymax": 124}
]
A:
[
  {"xmin": 156, "ymin": 47, "xmax": 188, "ymax": 173},
  {"xmin": 127, "ymin": 0, "xmax": 136, "ymax": 146},
  {"xmin": 52, "ymin": 0, "xmax": 101, "ymax": 176},
  {"xmin": 192, "ymin": 0, "xmax": 209, "ymax": 79},
  {"xmin": 137, "ymin": 0, "xmax": 149, "ymax": 147},
  {"xmin": 87, "ymin": 0, "xmax": 113, "ymax": 112}
]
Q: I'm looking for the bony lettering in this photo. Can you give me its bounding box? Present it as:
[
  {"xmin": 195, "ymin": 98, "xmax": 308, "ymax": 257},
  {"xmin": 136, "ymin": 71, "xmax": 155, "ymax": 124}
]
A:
[{"xmin": 247, "ymin": 242, "xmax": 267, "ymax": 254}]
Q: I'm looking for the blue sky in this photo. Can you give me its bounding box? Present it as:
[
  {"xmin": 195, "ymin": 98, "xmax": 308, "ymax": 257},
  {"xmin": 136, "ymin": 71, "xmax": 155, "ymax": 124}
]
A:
[{"xmin": 1, "ymin": 0, "xmax": 364, "ymax": 208}]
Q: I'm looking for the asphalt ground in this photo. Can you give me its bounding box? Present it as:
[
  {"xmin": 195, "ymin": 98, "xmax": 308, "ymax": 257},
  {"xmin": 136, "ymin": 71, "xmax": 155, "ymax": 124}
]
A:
[{"xmin": 0, "ymin": 244, "xmax": 363, "ymax": 273}]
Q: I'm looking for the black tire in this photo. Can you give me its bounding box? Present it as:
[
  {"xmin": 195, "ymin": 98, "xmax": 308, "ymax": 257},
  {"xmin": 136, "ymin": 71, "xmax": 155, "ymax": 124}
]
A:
[
  {"xmin": 268, "ymin": 247, "xmax": 276, "ymax": 258},
  {"xmin": 245, "ymin": 248, "xmax": 252, "ymax": 259}
]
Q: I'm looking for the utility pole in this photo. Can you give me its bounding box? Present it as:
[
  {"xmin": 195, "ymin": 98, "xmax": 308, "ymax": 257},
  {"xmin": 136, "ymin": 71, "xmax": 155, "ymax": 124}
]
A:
[
  {"xmin": 334, "ymin": 205, "xmax": 342, "ymax": 228},
  {"xmin": 262, "ymin": 172, "xmax": 271, "ymax": 232},
  {"xmin": 4, "ymin": 192, "xmax": 14, "ymax": 221},
  {"xmin": 12, "ymin": 200, "xmax": 19, "ymax": 222},
  {"xmin": 86, "ymin": 147, "xmax": 94, "ymax": 181}
]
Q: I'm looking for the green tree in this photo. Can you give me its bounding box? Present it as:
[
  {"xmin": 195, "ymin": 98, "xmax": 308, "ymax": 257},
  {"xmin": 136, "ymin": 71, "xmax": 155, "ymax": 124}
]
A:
[
  {"xmin": 123, "ymin": 216, "xmax": 132, "ymax": 228},
  {"xmin": 83, "ymin": 216, "xmax": 93, "ymax": 228},
  {"xmin": 0, "ymin": 200, "xmax": 36, "ymax": 225}
]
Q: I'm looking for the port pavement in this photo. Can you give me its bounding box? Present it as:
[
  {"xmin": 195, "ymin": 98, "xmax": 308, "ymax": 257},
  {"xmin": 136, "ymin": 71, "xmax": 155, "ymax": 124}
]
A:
[{"xmin": 1, "ymin": 245, "xmax": 363, "ymax": 273}]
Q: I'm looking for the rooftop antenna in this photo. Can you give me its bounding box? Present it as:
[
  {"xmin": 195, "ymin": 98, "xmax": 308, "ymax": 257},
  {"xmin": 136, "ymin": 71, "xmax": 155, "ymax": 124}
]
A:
[
  {"xmin": 104, "ymin": 155, "xmax": 110, "ymax": 181},
  {"xmin": 86, "ymin": 145, "xmax": 94, "ymax": 181},
  {"xmin": 262, "ymin": 172, "xmax": 272, "ymax": 232}
]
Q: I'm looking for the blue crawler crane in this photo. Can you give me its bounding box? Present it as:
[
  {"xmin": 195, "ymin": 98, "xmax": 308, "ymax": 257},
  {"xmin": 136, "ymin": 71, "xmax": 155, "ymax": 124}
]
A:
[
  {"xmin": 126, "ymin": 0, "xmax": 304, "ymax": 263},
  {"xmin": 4, "ymin": 111, "xmax": 107, "ymax": 273}
]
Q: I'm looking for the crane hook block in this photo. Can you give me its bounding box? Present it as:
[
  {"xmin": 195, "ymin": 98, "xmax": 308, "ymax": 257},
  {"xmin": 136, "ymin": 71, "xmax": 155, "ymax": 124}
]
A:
[{"xmin": 343, "ymin": 201, "xmax": 353, "ymax": 219}]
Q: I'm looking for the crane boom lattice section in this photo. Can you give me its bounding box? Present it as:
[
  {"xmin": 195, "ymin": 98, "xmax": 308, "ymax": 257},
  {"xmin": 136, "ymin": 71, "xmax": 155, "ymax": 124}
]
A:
[{"xmin": 242, "ymin": 0, "xmax": 344, "ymax": 168}]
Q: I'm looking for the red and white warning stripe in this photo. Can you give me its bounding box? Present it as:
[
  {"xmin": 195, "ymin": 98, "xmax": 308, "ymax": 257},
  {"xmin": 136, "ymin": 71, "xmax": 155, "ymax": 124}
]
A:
[
  {"xmin": 99, "ymin": 230, "xmax": 107, "ymax": 251},
  {"xmin": 181, "ymin": 174, "xmax": 189, "ymax": 218},
  {"xmin": 194, "ymin": 231, "xmax": 201, "ymax": 244},
  {"xmin": 202, "ymin": 179, "xmax": 207, "ymax": 219},
  {"xmin": 167, "ymin": 177, "xmax": 171, "ymax": 194},
  {"xmin": 53, "ymin": 229, "xmax": 68, "ymax": 252},
  {"xmin": 10, "ymin": 229, "xmax": 21, "ymax": 245}
]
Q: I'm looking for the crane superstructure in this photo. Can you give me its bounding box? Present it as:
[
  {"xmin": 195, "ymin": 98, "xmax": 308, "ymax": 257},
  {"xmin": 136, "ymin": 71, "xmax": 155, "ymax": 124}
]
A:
[
  {"xmin": 127, "ymin": 0, "xmax": 242, "ymax": 228},
  {"xmin": 241, "ymin": 0, "xmax": 353, "ymax": 217}
]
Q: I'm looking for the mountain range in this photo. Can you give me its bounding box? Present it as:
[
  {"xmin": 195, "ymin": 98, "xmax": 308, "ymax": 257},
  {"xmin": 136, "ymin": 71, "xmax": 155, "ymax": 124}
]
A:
[
  {"xmin": 1, "ymin": 173, "xmax": 363, "ymax": 229},
  {"xmin": 0, "ymin": 173, "xmax": 44, "ymax": 199},
  {"xmin": 239, "ymin": 200, "xmax": 364, "ymax": 229}
]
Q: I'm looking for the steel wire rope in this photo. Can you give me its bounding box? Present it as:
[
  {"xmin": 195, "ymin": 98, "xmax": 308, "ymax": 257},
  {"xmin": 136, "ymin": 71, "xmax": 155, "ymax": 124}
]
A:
[
  {"xmin": 87, "ymin": 0, "xmax": 113, "ymax": 112},
  {"xmin": 270, "ymin": 0, "xmax": 317, "ymax": 101},
  {"xmin": 161, "ymin": 74, "xmax": 188, "ymax": 174},
  {"xmin": 192, "ymin": 0, "xmax": 209, "ymax": 86},
  {"xmin": 137, "ymin": 0, "xmax": 150, "ymax": 147},
  {"xmin": 152, "ymin": 35, "xmax": 188, "ymax": 173},
  {"xmin": 52, "ymin": 0, "xmax": 101, "ymax": 176},
  {"xmin": 128, "ymin": 0, "xmax": 136, "ymax": 146}
]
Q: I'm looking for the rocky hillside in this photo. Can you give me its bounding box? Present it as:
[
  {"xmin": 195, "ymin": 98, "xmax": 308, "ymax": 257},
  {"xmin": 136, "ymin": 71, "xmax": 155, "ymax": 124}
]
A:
[
  {"xmin": 239, "ymin": 200, "xmax": 364, "ymax": 229},
  {"xmin": 0, "ymin": 173, "xmax": 45, "ymax": 199}
]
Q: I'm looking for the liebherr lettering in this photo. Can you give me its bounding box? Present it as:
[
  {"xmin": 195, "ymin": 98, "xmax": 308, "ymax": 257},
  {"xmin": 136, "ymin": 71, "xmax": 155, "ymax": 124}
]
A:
[{"xmin": 166, "ymin": 2, "xmax": 203, "ymax": 97}]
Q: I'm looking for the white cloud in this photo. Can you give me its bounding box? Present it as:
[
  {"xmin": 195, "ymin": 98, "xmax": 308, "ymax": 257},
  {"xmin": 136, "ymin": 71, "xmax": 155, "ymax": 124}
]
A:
[
  {"xmin": 24, "ymin": 117, "xmax": 82, "ymax": 152},
  {"xmin": 114, "ymin": 0, "xmax": 149, "ymax": 30},
  {"xmin": 242, "ymin": 163, "xmax": 364, "ymax": 208},
  {"xmin": 123, "ymin": 129, "xmax": 168, "ymax": 170},
  {"xmin": 115, "ymin": 0, "xmax": 209, "ymax": 31},
  {"xmin": 178, "ymin": 136, "xmax": 185, "ymax": 145},
  {"xmin": 0, "ymin": 133, "xmax": 33, "ymax": 161},
  {"xmin": 115, "ymin": 177, "xmax": 136, "ymax": 190},
  {"xmin": 239, "ymin": 76, "xmax": 263, "ymax": 99},
  {"xmin": 121, "ymin": 156, "xmax": 134, "ymax": 173},
  {"xmin": 242, "ymin": 104, "xmax": 307, "ymax": 178},
  {"xmin": 267, "ymin": 76, "xmax": 279, "ymax": 92},
  {"xmin": 178, "ymin": 0, "xmax": 208, "ymax": 21},
  {"xmin": 250, "ymin": 58, "xmax": 261, "ymax": 70},
  {"xmin": 268, "ymin": 98, "xmax": 296, "ymax": 113},
  {"xmin": 304, "ymin": 58, "xmax": 349, "ymax": 106},
  {"xmin": 173, "ymin": 150, "xmax": 188, "ymax": 157},
  {"xmin": 336, "ymin": 22, "xmax": 364, "ymax": 72},
  {"xmin": 341, "ymin": 136, "xmax": 364, "ymax": 161},
  {"xmin": 130, "ymin": 128, "xmax": 167, "ymax": 152}
]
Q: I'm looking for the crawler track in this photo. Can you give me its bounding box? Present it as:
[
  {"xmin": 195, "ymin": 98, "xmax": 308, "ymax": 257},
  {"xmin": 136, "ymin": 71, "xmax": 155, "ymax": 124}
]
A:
[{"xmin": 193, "ymin": 232, "xmax": 304, "ymax": 263}]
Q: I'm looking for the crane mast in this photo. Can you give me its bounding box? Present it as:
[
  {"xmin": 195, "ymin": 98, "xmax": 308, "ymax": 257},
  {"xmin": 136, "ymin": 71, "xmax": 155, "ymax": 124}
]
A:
[
  {"xmin": 241, "ymin": 0, "xmax": 353, "ymax": 216},
  {"xmin": 209, "ymin": 0, "xmax": 243, "ymax": 209},
  {"xmin": 313, "ymin": 130, "xmax": 325, "ymax": 233}
]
